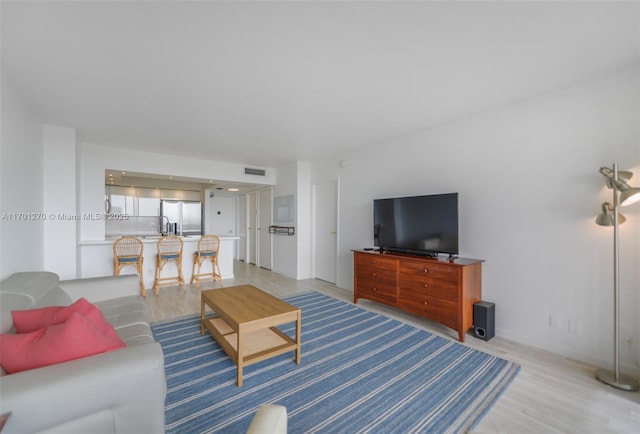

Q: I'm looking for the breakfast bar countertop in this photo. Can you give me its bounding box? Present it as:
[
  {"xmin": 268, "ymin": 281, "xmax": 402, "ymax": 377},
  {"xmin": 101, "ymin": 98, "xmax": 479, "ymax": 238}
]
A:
[
  {"xmin": 77, "ymin": 235, "xmax": 239, "ymax": 286},
  {"xmin": 79, "ymin": 235, "xmax": 239, "ymax": 246}
]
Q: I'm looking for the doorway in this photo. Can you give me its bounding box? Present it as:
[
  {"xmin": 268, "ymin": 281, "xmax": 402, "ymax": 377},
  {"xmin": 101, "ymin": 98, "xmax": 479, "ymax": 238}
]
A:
[
  {"xmin": 237, "ymin": 195, "xmax": 247, "ymax": 261},
  {"xmin": 258, "ymin": 187, "xmax": 273, "ymax": 270},
  {"xmin": 247, "ymin": 192, "xmax": 257, "ymax": 265},
  {"xmin": 313, "ymin": 180, "xmax": 338, "ymax": 283}
]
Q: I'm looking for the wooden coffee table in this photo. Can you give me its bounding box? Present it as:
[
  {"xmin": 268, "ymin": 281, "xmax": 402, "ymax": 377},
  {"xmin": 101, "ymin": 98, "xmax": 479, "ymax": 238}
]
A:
[{"xmin": 201, "ymin": 284, "xmax": 301, "ymax": 387}]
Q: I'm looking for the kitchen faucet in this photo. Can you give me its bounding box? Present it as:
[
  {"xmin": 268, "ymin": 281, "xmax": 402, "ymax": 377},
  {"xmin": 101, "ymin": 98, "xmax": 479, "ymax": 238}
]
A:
[{"xmin": 160, "ymin": 215, "xmax": 170, "ymax": 235}]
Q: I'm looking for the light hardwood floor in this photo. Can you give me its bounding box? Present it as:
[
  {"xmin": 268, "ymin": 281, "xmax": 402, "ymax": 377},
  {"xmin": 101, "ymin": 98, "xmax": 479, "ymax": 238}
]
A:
[{"xmin": 144, "ymin": 261, "xmax": 640, "ymax": 433}]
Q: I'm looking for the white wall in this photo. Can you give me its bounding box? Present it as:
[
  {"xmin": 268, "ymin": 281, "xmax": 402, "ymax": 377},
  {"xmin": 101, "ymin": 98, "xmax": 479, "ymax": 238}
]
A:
[
  {"xmin": 204, "ymin": 193, "xmax": 236, "ymax": 236},
  {"xmin": 272, "ymin": 163, "xmax": 299, "ymax": 279},
  {"xmin": 0, "ymin": 77, "xmax": 44, "ymax": 278},
  {"xmin": 296, "ymin": 161, "xmax": 311, "ymax": 280},
  {"xmin": 311, "ymin": 66, "xmax": 640, "ymax": 374},
  {"xmin": 272, "ymin": 161, "xmax": 312, "ymax": 279},
  {"xmin": 43, "ymin": 125, "xmax": 77, "ymax": 279}
]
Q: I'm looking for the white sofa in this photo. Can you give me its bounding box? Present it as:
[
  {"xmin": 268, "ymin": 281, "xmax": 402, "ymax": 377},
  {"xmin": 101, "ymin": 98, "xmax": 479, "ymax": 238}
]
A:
[
  {"xmin": 0, "ymin": 272, "xmax": 166, "ymax": 433},
  {"xmin": 247, "ymin": 404, "xmax": 287, "ymax": 434},
  {"xmin": 0, "ymin": 271, "xmax": 288, "ymax": 434}
]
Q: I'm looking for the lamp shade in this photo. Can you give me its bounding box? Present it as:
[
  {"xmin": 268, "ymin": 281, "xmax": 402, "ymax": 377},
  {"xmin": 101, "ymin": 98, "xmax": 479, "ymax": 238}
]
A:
[
  {"xmin": 599, "ymin": 167, "xmax": 633, "ymax": 189},
  {"xmin": 620, "ymin": 187, "xmax": 640, "ymax": 206},
  {"xmin": 595, "ymin": 202, "xmax": 626, "ymax": 226}
]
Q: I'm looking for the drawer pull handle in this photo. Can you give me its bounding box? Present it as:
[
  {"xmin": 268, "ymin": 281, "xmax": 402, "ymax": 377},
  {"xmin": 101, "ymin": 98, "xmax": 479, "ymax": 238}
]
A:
[
  {"xmin": 424, "ymin": 283, "xmax": 428, "ymax": 288},
  {"xmin": 423, "ymin": 268, "xmax": 429, "ymax": 273},
  {"xmin": 423, "ymin": 301, "xmax": 428, "ymax": 305},
  {"xmin": 372, "ymin": 273, "xmax": 377, "ymax": 277}
]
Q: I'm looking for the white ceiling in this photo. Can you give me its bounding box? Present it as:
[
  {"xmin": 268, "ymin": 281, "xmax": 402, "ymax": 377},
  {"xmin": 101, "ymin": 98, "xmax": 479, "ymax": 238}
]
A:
[{"xmin": 2, "ymin": 1, "xmax": 639, "ymax": 168}]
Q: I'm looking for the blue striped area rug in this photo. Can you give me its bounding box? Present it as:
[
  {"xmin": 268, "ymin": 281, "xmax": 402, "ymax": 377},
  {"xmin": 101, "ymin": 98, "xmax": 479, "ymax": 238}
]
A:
[{"xmin": 151, "ymin": 291, "xmax": 519, "ymax": 434}]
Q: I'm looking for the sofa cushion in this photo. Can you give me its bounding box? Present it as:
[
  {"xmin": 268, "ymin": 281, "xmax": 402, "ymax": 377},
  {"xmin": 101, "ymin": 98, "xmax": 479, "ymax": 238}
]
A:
[
  {"xmin": 0, "ymin": 312, "xmax": 126, "ymax": 374},
  {"xmin": 12, "ymin": 298, "xmax": 121, "ymax": 342},
  {"xmin": 115, "ymin": 323, "xmax": 156, "ymax": 346},
  {"xmin": 0, "ymin": 271, "xmax": 60, "ymax": 305},
  {"xmin": 33, "ymin": 286, "xmax": 73, "ymax": 308},
  {"xmin": 96, "ymin": 296, "xmax": 155, "ymax": 346},
  {"xmin": 96, "ymin": 296, "xmax": 147, "ymax": 322},
  {"xmin": 0, "ymin": 272, "xmax": 66, "ymax": 334}
]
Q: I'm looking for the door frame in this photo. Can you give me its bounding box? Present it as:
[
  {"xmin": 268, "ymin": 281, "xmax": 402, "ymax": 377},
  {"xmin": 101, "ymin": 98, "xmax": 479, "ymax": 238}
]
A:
[{"xmin": 311, "ymin": 178, "xmax": 340, "ymax": 283}]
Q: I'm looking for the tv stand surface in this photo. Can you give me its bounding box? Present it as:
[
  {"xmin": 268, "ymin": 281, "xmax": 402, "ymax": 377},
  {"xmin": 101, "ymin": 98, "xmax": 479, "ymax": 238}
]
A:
[{"xmin": 352, "ymin": 250, "xmax": 483, "ymax": 342}]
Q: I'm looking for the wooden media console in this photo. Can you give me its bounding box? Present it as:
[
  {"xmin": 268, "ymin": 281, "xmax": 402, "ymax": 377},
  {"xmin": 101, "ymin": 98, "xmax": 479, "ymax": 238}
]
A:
[{"xmin": 353, "ymin": 250, "xmax": 483, "ymax": 342}]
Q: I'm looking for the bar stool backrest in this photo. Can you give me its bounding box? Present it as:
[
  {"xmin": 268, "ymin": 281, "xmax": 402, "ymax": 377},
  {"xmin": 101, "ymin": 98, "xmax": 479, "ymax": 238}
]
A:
[
  {"xmin": 113, "ymin": 236, "xmax": 143, "ymax": 260},
  {"xmin": 158, "ymin": 236, "xmax": 183, "ymax": 257},
  {"xmin": 113, "ymin": 236, "xmax": 146, "ymax": 296},
  {"xmin": 197, "ymin": 235, "xmax": 220, "ymax": 256}
]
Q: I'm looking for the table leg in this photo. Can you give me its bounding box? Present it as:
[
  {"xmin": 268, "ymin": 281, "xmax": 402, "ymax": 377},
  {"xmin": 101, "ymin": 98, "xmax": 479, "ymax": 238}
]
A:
[
  {"xmin": 237, "ymin": 326, "xmax": 243, "ymax": 387},
  {"xmin": 200, "ymin": 299, "xmax": 205, "ymax": 336},
  {"xmin": 295, "ymin": 310, "xmax": 301, "ymax": 364}
]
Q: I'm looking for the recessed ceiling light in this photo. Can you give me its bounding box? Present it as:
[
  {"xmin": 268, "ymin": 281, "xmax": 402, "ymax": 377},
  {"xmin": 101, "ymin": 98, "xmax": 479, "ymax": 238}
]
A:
[
  {"xmin": 169, "ymin": 176, "xmax": 173, "ymax": 179},
  {"xmin": 121, "ymin": 171, "xmax": 126, "ymax": 175},
  {"xmin": 108, "ymin": 173, "xmax": 113, "ymax": 177},
  {"xmin": 228, "ymin": 188, "xmax": 240, "ymax": 192},
  {"xmin": 209, "ymin": 180, "xmax": 214, "ymax": 183}
]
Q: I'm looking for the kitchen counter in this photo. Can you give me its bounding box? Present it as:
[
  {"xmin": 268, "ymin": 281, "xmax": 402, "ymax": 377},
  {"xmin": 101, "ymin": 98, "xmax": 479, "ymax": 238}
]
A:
[
  {"xmin": 78, "ymin": 235, "xmax": 239, "ymax": 290},
  {"xmin": 80, "ymin": 235, "xmax": 208, "ymax": 245}
]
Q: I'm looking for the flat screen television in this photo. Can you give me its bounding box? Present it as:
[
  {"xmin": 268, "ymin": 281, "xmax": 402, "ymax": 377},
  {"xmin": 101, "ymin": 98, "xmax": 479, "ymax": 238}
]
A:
[{"xmin": 373, "ymin": 193, "xmax": 458, "ymax": 257}]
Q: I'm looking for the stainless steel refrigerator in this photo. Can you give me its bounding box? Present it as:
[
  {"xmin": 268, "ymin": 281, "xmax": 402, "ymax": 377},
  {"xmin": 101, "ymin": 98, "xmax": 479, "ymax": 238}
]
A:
[{"xmin": 160, "ymin": 200, "xmax": 202, "ymax": 236}]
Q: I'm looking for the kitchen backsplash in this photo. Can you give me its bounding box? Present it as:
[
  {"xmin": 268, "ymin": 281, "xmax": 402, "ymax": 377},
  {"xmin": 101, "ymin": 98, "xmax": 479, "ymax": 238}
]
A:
[{"xmin": 105, "ymin": 216, "xmax": 162, "ymax": 237}]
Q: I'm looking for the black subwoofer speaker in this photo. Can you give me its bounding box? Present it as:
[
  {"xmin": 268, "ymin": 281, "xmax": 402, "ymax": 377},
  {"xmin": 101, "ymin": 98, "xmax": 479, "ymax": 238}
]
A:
[{"xmin": 473, "ymin": 301, "xmax": 495, "ymax": 341}]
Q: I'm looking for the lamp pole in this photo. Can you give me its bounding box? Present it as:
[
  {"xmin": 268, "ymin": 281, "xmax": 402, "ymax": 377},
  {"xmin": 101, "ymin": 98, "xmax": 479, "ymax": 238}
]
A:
[{"xmin": 595, "ymin": 163, "xmax": 639, "ymax": 391}]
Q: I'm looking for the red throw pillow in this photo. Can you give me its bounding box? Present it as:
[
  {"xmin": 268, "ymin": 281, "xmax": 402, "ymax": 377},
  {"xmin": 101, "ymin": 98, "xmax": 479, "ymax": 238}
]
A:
[
  {"xmin": 0, "ymin": 312, "xmax": 126, "ymax": 374},
  {"xmin": 12, "ymin": 298, "xmax": 120, "ymax": 342},
  {"xmin": 12, "ymin": 305, "xmax": 63, "ymax": 333}
]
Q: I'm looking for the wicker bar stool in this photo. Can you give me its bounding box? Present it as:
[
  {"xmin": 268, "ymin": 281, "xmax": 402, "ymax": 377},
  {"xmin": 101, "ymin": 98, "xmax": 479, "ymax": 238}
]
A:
[
  {"xmin": 153, "ymin": 236, "xmax": 186, "ymax": 295},
  {"xmin": 113, "ymin": 236, "xmax": 146, "ymax": 297},
  {"xmin": 190, "ymin": 235, "xmax": 223, "ymax": 289}
]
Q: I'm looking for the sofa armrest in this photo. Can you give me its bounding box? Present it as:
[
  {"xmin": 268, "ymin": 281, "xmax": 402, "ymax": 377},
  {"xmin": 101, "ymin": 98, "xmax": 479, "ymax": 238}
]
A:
[
  {"xmin": 247, "ymin": 405, "xmax": 288, "ymax": 434},
  {"xmin": 0, "ymin": 343, "xmax": 166, "ymax": 434},
  {"xmin": 58, "ymin": 274, "xmax": 139, "ymax": 303}
]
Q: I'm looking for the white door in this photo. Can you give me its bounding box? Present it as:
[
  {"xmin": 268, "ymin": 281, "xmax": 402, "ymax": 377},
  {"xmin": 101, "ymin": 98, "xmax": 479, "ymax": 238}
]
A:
[
  {"xmin": 258, "ymin": 188, "xmax": 272, "ymax": 270},
  {"xmin": 248, "ymin": 191, "xmax": 257, "ymax": 265},
  {"xmin": 237, "ymin": 195, "xmax": 247, "ymax": 262},
  {"xmin": 314, "ymin": 181, "xmax": 338, "ymax": 283}
]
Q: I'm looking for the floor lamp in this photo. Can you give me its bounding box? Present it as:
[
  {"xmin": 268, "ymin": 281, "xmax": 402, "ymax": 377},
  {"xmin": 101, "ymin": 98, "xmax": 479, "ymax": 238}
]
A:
[{"xmin": 595, "ymin": 163, "xmax": 640, "ymax": 391}]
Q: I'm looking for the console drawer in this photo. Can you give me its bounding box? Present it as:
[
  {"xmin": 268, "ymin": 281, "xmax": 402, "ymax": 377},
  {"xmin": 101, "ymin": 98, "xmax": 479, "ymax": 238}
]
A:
[
  {"xmin": 356, "ymin": 279, "xmax": 397, "ymax": 304},
  {"xmin": 399, "ymin": 278, "xmax": 458, "ymax": 302},
  {"xmin": 356, "ymin": 265, "xmax": 397, "ymax": 286},
  {"xmin": 355, "ymin": 253, "xmax": 397, "ymax": 271},
  {"xmin": 398, "ymin": 293, "xmax": 458, "ymax": 329},
  {"xmin": 399, "ymin": 261, "xmax": 459, "ymax": 283}
]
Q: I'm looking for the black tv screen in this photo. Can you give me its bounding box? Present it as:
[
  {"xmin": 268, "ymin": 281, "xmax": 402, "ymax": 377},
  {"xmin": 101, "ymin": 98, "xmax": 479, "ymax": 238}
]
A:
[{"xmin": 373, "ymin": 193, "xmax": 458, "ymax": 256}]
